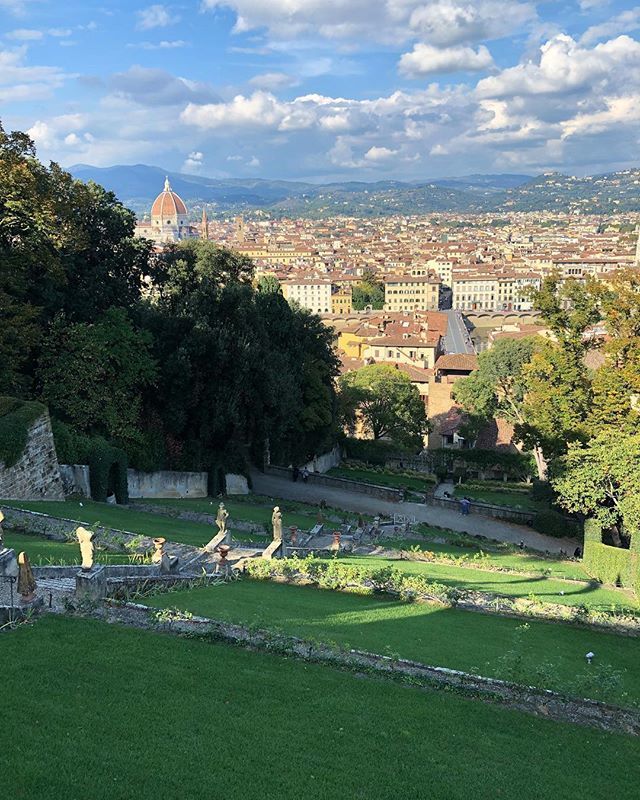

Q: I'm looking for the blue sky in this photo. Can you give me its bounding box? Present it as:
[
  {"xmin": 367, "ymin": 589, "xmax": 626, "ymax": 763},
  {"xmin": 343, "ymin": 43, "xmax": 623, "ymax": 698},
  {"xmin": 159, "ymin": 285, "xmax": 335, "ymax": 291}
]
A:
[{"xmin": 1, "ymin": 0, "xmax": 640, "ymax": 181}]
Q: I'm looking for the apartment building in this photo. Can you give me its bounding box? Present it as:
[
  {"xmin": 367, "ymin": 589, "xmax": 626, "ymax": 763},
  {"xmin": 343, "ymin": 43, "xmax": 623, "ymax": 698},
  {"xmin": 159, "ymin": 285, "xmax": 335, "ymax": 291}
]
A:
[
  {"xmin": 281, "ymin": 279, "xmax": 332, "ymax": 314},
  {"xmin": 383, "ymin": 274, "xmax": 441, "ymax": 312},
  {"xmin": 451, "ymin": 270, "xmax": 541, "ymax": 311}
]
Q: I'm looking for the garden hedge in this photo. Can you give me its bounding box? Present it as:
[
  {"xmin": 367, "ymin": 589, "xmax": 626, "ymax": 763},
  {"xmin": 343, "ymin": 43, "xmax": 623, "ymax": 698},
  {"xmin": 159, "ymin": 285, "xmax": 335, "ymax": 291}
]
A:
[{"xmin": 583, "ymin": 519, "xmax": 640, "ymax": 597}]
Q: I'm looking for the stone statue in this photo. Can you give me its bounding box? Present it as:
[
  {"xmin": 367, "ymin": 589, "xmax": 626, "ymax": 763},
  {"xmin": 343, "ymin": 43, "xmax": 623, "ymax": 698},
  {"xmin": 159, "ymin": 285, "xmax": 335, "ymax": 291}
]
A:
[
  {"xmin": 216, "ymin": 503, "xmax": 229, "ymax": 537},
  {"xmin": 0, "ymin": 509, "xmax": 4, "ymax": 549},
  {"xmin": 17, "ymin": 551, "xmax": 36, "ymax": 602},
  {"xmin": 76, "ymin": 526, "xmax": 95, "ymax": 571},
  {"xmin": 272, "ymin": 506, "xmax": 283, "ymax": 541}
]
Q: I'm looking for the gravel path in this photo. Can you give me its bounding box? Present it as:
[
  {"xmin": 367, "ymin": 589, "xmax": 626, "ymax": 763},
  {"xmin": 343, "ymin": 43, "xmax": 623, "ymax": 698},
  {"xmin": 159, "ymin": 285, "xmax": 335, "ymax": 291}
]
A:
[{"xmin": 251, "ymin": 472, "xmax": 579, "ymax": 555}]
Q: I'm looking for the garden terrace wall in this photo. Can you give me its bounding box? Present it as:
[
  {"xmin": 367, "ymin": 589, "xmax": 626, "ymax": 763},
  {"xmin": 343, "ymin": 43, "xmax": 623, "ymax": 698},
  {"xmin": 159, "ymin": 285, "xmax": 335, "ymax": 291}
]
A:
[
  {"xmin": 127, "ymin": 469, "xmax": 208, "ymax": 499},
  {"xmin": 0, "ymin": 411, "xmax": 64, "ymax": 501},
  {"xmin": 430, "ymin": 495, "xmax": 536, "ymax": 525},
  {"xmin": 265, "ymin": 465, "xmax": 403, "ymax": 502},
  {"xmin": 97, "ymin": 600, "xmax": 640, "ymax": 736}
]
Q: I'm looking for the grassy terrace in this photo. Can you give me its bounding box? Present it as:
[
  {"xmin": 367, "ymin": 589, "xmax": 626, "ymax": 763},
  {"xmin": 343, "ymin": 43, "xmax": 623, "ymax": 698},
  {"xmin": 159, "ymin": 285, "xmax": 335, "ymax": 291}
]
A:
[
  {"xmin": 1, "ymin": 499, "xmax": 230, "ymax": 548},
  {"xmin": 146, "ymin": 579, "xmax": 640, "ymax": 707},
  {"xmin": 335, "ymin": 554, "xmax": 637, "ymax": 610},
  {"xmin": 3, "ymin": 531, "xmax": 129, "ymax": 565},
  {"xmin": 328, "ymin": 466, "xmax": 434, "ymax": 492},
  {"xmin": 135, "ymin": 495, "xmax": 331, "ymax": 532},
  {"xmin": 452, "ymin": 485, "xmax": 544, "ymax": 512},
  {"xmin": 3, "ymin": 615, "xmax": 639, "ymax": 800}
]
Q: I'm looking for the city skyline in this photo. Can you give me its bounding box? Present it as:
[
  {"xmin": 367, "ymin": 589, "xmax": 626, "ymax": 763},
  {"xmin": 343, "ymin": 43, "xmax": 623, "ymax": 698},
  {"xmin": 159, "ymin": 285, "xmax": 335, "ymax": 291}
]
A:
[{"xmin": 1, "ymin": 1, "xmax": 640, "ymax": 181}]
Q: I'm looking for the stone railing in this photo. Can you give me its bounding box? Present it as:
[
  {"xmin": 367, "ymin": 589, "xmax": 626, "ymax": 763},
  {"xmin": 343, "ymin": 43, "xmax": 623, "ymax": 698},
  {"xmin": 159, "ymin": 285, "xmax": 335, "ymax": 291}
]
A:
[
  {"xmin": 265, "ymin": 465, "xmax": 403, "ymax": 502},
  {"xmin": 430, "ymin": 495, "xmax": 536, "ymax": 525}
]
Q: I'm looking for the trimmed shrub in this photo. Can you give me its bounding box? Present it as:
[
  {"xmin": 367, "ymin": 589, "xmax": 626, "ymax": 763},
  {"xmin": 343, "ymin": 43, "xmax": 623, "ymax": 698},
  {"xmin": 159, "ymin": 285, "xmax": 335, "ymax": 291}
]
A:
[
  {"xmin": 584, "ymin": 541, "xmax": 636, "ymax": 588},
  {"xmin": 531, "ymin": 480, "xmax": 555, "ymax": 504},
  {"xmin": 87, "ymin": 440, "xmax": 128, "ymax": 504},
  {"xmin": 583, "ymin": 518, "xmax": 603, "ymax": 544},
  {"xmin": 533, "ymin": 509, "xmax": 570, "ymax": 538},
  {"xmin": 0, "ymin": 397, "xmax": 47, "ymax": 467}
]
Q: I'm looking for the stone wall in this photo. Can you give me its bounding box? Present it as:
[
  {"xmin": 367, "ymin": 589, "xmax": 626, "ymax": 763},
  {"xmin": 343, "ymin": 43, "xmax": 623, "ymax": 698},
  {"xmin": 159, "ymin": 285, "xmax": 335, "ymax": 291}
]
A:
[
  {"xmin": 99, "ymin": 600, "xmax": 640, "ymax": 736},
  {"xmin": 59, "ymin": 464, "xmax": 91, "ymax": 497},
  {"xmin": 301, "ymin": 445, "xmax": 342, "ymax": 474},
  {"xmin": 265, "ymin": 465, "xmax": 403, "ymax": 502},
  {"xmin": 127, "ymin": 469, "xmax": 208, "ymax": 499},
  {"xmin": 0, "ymin": 412, "xmax": 64, "ymax": 500},
  {"xmin": 430, "ymin": 495, "xmax": 535, "ymax": 525}
]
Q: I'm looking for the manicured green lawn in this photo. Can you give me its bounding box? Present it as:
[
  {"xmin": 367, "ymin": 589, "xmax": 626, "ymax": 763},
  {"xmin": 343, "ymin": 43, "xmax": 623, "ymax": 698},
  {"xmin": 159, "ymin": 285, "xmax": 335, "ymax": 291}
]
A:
[
  {"xmin": 136, "ymin": 496, "xmax": 327, "ymax": 532},
  {"xmin": 329, "ymin": 466, "xmax": 434, "ymax": 492},
  {"xmin": 2, "ymin": 531, "xmax": 129, "ymax": 565},
  {"xmin": 382, "ymin": 529, "xmax": 589, "ymax": 581},
  {"xmin": 453, "ymin": 485, "xmax": 543, "ymax": 512},
  {"xmin": 3, "ymin": 615, "xmax": 638, "ymax": 800},
  {"xmin": 338, "ymin": 555, "xmax": 638, "ymax": 610},
  {"xmin": 147, "ymin": 579, "xmax": 640, "ymax": 706},
  {"xmin": 1, "ymin": 499, "xmax": 217, "ymax": 547}
]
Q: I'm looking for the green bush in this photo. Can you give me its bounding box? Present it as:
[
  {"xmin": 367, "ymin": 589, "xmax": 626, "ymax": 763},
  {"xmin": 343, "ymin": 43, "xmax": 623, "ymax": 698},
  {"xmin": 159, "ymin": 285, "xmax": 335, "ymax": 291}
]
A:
[
  {"xmin": 531, "ymin": 480, "xmax": 555, "ymax": 503},
  {"xmin": 0, "ymin": 397, "xmax": 47, "ymax": 467},
  {"xmin": 532, "ymin": 509, "xmax": 569, "ymax": 538},
  {"xmin": 583, "ymin": 518, "xmax": 603, "ymax": 544},
  {"xmin": 584, "ymin": 541, "xmax": 636, "ymax": 588}
]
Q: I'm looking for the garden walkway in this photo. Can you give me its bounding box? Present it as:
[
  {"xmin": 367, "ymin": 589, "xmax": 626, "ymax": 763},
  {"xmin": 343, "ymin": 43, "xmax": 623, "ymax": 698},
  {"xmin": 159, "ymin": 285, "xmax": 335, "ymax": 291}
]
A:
[{"xmin": 251, "ymin": 472, "xmax": 578, "ymax": 555}]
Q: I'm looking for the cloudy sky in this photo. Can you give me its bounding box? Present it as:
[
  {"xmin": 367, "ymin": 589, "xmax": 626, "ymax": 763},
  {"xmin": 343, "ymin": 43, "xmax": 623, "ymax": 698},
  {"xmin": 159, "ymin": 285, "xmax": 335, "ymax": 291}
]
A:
[{"xmin": 1, "ymin": 0, "xmax": 640, "ymax": 181}]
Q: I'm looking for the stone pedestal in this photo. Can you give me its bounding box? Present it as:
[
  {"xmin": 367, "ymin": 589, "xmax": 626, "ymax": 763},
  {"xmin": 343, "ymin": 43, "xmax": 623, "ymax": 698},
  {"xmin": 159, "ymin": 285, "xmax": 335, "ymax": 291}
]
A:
[
  {"xmin": 0, "ymin": 548, "xmax": 19, "ymax": 579},
  {"xmin": 75, "ymin": 566, "xmax": 107, "ymax": 601}
]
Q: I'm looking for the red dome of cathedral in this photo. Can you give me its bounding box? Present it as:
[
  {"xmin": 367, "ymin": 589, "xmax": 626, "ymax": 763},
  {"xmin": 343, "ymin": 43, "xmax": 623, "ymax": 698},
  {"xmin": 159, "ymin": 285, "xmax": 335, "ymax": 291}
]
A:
[{"xmin": 151, "ymin": 176, "xmax": 188, "ymax": 219}]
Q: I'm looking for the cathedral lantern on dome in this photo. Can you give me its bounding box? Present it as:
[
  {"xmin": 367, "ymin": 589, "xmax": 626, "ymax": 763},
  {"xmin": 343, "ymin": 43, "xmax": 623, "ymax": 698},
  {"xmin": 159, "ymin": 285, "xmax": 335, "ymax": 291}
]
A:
[{"xmin": 134, "ymin": 177, "xmax": 197, "ymax": 245}]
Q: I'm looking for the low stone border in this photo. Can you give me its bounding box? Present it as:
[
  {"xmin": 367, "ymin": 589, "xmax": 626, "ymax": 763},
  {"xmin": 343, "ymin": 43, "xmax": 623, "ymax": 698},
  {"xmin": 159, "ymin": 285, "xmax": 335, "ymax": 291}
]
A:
[
  {"xmin": 244, "ymin": 565, "xmax": 640, "ymax": 637},
  {"xmin": 94, "ymin": 599, "xmax": 640, "ymax": 737},
  {"xmin": 127, "ymin": 503, "xmax": 266, "ymax": 534}
]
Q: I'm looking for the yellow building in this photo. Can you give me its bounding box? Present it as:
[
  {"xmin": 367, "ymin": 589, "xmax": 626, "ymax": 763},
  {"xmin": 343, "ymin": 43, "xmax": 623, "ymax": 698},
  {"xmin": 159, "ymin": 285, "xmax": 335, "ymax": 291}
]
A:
[{"xmin": 331, "ymin": 286, "xmax": 353, "ymax": 315}]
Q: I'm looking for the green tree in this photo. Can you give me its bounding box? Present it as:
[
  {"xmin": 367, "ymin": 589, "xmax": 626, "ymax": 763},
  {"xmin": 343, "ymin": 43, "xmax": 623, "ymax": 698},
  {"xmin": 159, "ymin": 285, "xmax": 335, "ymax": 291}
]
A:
[
  {"xmin": 37, "ymin": 308, "xmax": 157, "ymax": 445},
  {"xmin": 352, "ymin": 268, "xmax": 384, "ymax": 310},
  {"xmin": 452, "ymin": 338, "xmax": 550, "ymax": 477},
  {"xmin": 339, "ymin": 364, "xmax": 427, "ymax": 450},
  {"xmin": 552, "ymin": 432, "xmax": 640, "ymax": 547}
]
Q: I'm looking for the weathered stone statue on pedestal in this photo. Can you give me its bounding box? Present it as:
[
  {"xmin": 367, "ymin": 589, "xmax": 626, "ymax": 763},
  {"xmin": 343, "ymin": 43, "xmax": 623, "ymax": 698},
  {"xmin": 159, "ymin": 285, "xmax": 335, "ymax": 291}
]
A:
[
  {"xmin": 17, "ymin": 551, "xmax": 36, "ymax": 603},
  {"xmin": 272, "ymin": 506, "xmax": 283, "ymax": 541},
  {"xmin": 216, "ymin": 503, "xmax": 229, "ymax": 540},
  {"xmin": 76, "ymin": 526, "xmax": 95, "ymax": 571}
]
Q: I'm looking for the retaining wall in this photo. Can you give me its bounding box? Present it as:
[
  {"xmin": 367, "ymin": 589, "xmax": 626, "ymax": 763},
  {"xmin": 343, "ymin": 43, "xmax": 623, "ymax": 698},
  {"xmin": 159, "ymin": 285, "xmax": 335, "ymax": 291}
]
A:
[
  {"xmin": 265, "ymin": 465, "xmax": 403, "ymax": 502},
  {"xmin": 431, "ymin": 495, "xmax": 536, "ymax": 525},
  {"xmin": 127, "ymin": 469, "xmax": 208, "ymax": 499},
  {"xmin": 98, "ymin": 600, "xmax": 640, "ymax": 736},
  {"xmin": 0, "ymin": 412, "xmax": 64, "ymax": 501}
]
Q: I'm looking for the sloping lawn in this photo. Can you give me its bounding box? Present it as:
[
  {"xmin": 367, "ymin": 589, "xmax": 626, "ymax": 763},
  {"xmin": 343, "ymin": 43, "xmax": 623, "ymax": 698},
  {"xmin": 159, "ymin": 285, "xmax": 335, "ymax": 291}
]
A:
[
  {"xmin": 1, "ymin": 499, "xmax": 217, "ymax": 547},
  {"xmin": 2, "ymin": 615, "xmax": 638, "ymax": 800},
  {"xmin": 339, "ymin": 554, "xmax": 638, "ymax": 610},
  {"xmin": 453, "ymin": 485, "xmax": 543, "ymax": 512},
  {"xmin": 383, "ymin": 526, "xmax": 589, "ymax": 581},
  {"xmin": 146, "ymin": 579, "xmax": 640, "ymax": 707},
  {"xmin": 2, "ymin": 531, "xmax": 129, "ymax": 565},
  {"xmin": 135, "ymin": 496, "xmax": 326, "ymax": 532},
  {"xmin": 328, "ymin": 466, "xmax": 434, "ymax": 491}
]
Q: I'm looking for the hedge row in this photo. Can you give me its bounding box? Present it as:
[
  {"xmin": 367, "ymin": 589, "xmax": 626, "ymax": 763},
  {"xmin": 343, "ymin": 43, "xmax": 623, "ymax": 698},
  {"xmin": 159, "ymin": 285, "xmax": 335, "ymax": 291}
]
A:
[{"xmin": 583, "ymin": 520, "xmax": 640, "ymax": 597}]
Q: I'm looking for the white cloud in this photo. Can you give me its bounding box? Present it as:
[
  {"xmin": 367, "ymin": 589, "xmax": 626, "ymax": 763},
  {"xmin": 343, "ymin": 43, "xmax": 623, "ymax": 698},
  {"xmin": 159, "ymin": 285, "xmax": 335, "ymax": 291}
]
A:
[
  {"xmin": 408, "ymin": 1, "xmax": 536, "ymax": 47},
  {"xmin": 0, "ymin": 47, "xmax": 67, "ymax": 99},
  {"xmin": 182, "ymin": 91, "xmax": 292, "ymax": 129},
  {"xmin": 7, "ymin": 29, "xmax": 43, "ymax": 41},
  {"xmin": 136, "ymin": 40, "xmax": 188, "ymax": 49},
  {"xmin": 182, "ymin": 150, "xmax": 204, "ymax": 172},
  {"xmin": 399, "ymin": 43, "xmax": 494, "ymax": 77},
  {"xmin": 202, "ymin": 0, "xmax": 536, "ymax": 45},
  {"xmin": 249, "ymin": 71, "xmax": 299, "ymax": 90},
  {"xmin": 364, "ymin": 145, "xmax": 397, "ymax": 161},
  {"xmin": 581, "ymin": 7, "xmax": 640, "ymax": 45},
  {"xmin": 137, "ymin": 4, "xmax": 179, "ymax": 30},
  {"xmin": 476, "ymin": 34, "xmax": 640, "ymax": 98}
]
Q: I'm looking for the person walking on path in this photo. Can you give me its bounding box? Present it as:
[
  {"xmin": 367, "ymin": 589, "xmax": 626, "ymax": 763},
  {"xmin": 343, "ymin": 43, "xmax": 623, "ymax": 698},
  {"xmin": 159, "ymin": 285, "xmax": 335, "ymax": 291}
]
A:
[{"xmin": 459, "ymin": 497, "xmax": 471, "ymax": 516}]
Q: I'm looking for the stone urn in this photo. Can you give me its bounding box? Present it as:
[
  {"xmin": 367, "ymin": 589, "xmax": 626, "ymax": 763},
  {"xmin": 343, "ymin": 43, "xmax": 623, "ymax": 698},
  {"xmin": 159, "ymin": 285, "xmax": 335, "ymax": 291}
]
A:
[
  {"xmin": 151, "ymin": 537, "xmax": 166, "ymax": 564},
  {"xmin": 218, "ymin": 544, "xmax": 230, "ymax": 565}
]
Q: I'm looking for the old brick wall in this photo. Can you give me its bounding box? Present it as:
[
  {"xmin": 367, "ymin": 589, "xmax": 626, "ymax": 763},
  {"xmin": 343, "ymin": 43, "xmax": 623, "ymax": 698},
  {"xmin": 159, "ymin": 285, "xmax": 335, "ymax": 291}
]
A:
[{"xmin": 0, "ymin": 412, "xmax": 64, "ymax": 500}]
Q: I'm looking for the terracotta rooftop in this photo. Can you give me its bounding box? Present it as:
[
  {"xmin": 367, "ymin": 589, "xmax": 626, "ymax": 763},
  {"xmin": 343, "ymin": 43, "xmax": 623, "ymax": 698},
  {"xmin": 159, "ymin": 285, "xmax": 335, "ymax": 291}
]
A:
[{"xmin": 434, "ymin": 354, "xmax": 478, "ymax": 372}]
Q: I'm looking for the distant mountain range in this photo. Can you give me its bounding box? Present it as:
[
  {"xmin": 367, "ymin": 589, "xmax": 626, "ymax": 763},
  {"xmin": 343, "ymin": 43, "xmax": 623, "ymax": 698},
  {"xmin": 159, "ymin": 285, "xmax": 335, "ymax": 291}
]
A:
[{"xmin": 69, "ymin": 163, "xmax": 640, "ymax": 218}]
